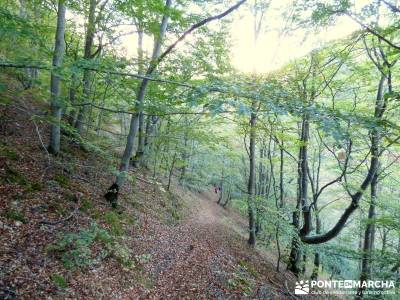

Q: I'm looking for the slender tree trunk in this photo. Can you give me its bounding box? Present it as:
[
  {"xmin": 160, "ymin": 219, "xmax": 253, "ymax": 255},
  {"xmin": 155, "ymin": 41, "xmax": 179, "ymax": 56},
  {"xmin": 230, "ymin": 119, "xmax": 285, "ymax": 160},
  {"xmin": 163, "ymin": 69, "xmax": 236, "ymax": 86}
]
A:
[
  {"xmin": 247, "ymin": 99, "xmax": 257, "ymax": 246},
  {"xmin": 167, "ymin": 152, "xmax": 177, "ymax": 191},
  {"xmin": 153, "ymin": 144, "xmax": 161, "ymax": 178},
  {"xmin": 311, "ymin": 213, "xmax": 321, "ymax": 280},
  {"xmin": 142, "ymin": 115, "xmax": 159, "ymax": 167},
  {"xmin": 357, "ymin": 74, "xmax": 385, "ymax": 299},
  {"xmin": 132, "ymin": 112, "xmax": 145, "ymax": 167},
  {"xmin": 395, "ymin": 235, "xmax": 400, "ymax": 286},
  {"xmin": 115, "ymin": 0, "xmax": 171, "ymax": 188},
  {"xmin": 18, "ymin": 0, "xmax": 39, "ymax": 88},
  {"xmin": 48, "ymin": 0, "xmax": 66, "ymax": 155},
  {"xmin": 67, "ymin": 41, "xmax": 80, "ymax": 126},
  {"xmin": 217, "ymin": 164, "xmax": 225, "ymax": 204},
  {"xmin": 67, "ymin": 71, "xmax": 78, "ymax": 126},
  {"xmin": 217, "ymin": 188, "xmax": 224, "ymax": 204},
  {"xmin": 377, "ymin": 228, "xmax": 389, "ymax": 274},
  {"xmin": 144, "ymin": 115, "xmax": 153, "ymax": 148},
  {"xmin": 275, "ymin": 139, "xmax": 284, "ymax": 272},
  {"xmin": 179, "ymin": 121, "xmax": 190, "ymax": 183},
  {"xmin": 75, "ymin": 0, "xmax": 96, "ymax": 133},
  {"xmin": 222, "ymin": 188, "xmax": 231, "ymax": 208},
  {"xmin": 96, "ymin": 80, "xmax": 110, "ymax": 133},
  {"xmin": 132, "ymin": 28, "xmax": 145, "ymax": 167},
  {"xmin": 309, "ymin": 141, "xmax": 322, "ymax": 279},
  {"xmin": 279, "ymin": 143, "xmax": 284, "ymax": 208},
  {"xmin": 288, "ymin": 115, "xmax": 310, "ymax": 275},
  {"xmin": 299, "ymin": 115, "xmax": 310, "ymax": 235},
  {"xmin": 106, "ymin": 0, "xmax": 247, "ymax": 204},
  {"xmin": 302, "ymin": 253, "xmax": 307, "ymax": 274},
  {"xmin": 255, "ymin": 142, "xmax": 265, "ymax": 235}
]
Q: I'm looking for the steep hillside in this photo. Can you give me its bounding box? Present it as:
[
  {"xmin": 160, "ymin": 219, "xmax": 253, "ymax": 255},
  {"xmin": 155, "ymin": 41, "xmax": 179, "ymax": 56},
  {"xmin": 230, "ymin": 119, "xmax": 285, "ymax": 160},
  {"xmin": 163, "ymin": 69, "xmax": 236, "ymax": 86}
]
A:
[{"xmin": 0, "ymin": 78, "xmax": 299, "ymax": 299}]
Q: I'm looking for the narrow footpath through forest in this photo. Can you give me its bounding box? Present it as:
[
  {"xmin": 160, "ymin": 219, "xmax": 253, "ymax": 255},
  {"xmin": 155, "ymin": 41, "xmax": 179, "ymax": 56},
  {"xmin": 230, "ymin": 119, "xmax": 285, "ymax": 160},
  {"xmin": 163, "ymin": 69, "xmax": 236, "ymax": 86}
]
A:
[
  {"xmin": 0, "ymin": 89, "xmax": 302, "ymax": 299},
  {"xmin": 124, "ymin": 188, "xmax": 297, "ymax": 299}
]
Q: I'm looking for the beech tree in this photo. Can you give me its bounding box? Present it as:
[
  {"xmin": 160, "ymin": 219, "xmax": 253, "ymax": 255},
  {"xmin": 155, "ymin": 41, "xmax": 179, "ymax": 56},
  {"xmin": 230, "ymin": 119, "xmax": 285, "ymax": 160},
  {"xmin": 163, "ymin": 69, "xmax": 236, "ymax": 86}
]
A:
[
  {"xmin": 2, "ymin": 0, "xmax": 400, "ymax": 295},
  {"xmin": 106, "ymin": 0, "xmax": 248, "ymax": 205},
  {"xmin": 48, "ymin": 0, "xmax": 67, "ymax": 155}
]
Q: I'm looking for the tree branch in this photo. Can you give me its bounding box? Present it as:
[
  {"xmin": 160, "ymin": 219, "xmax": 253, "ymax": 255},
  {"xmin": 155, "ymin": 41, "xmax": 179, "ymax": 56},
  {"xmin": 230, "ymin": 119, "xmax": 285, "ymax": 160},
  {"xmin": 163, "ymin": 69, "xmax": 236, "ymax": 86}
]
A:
[
  {"xmin": 148, "ymin": 0, "xmax": 247, "ymax": 74},
  {"xmin": 344, "ymin": 12, "xmax": 400, "ymax": 51}
]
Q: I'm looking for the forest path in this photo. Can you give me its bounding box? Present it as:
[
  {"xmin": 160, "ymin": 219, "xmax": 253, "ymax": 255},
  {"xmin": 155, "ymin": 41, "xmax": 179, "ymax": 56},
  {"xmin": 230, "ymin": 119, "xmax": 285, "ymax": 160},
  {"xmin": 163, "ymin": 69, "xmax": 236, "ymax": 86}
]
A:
[
  {"xmin": 0, "ymin": 83, "xmax": 294, "ymax": 299},
  {"xmin": 188, "ymin": 190, "xmax": 236, "ymax": 225},
  {"xmin": 128, "ymin": 187, "xmax": 294, "ymax": 299}
]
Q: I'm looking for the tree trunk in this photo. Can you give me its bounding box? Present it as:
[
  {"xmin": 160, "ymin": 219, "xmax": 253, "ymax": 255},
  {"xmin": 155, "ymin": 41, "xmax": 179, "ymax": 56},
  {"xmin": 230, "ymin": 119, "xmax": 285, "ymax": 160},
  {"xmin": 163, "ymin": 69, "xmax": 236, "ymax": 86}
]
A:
[
  {"xmin": 142, "ymin": 115, "xmax": 159, "ymax": 168},
  {"xmin": 167, "ymin": 152, "xmax": 177, "ymax": 191},
  {"xmin": 302, "ymin": 253, "xmax": 307, "ymax": 274},
  {"xmin": 217, "ymin": 187, "xmax": 223, "ymax": 204},
  {"xmin": 222, "ymin": 188, "xmax": 231, "ymax": 208},
  {"xmin": 67, "ymin": 71, "xmax": 78, "ymax": 126},
  {"xmin": 299, "ymin": 115, "xmax": 310, "ymax": 235},
  {"xmin": 132, "ymin": 27, "xmax": 145, "ymax": 167},
  {"xmin": 247, "ymin": 99, "xmax": 257, "ymax": 246},
  {"xmin": 179, "ymin": 121, "xmax": 190, "ymax": 183},
  {"xmin": 356, "ymin": 74, "xmax": 385, "ymax": 299},
  {"xmin": 311, "ymin": 214, "xmax": 321, "ymax": 280},
  {"xmin": 106, "ymin": 0, "xmax": 247, "ymax": 204},
  {"xmin": 144, "ymin": 115, "xmax": 156, "ymax": 148},
  {"xmin": 95, "ymin": 80, "xmax": 110, "ymax": 133},
  {"xmin": 276, "ymin": 140, "xmax": 284, "ymax": 272},
  {"xmin": 48, "ymin": 0, "xmax": 66, "ymax": 155},
  {"xmin": 279, "ymin": 144, "xmax": 284, "ymax": 208},
  {"xmin": 75, "ymin": 0, "xmax": 96, "ymax": 134},
  {"xmin": 255, "ymin": 142, "xmax": 265, "ymax": 235},
  {"xmin": 114, "ymin": 0, "xmax": 171, "ymax": 188},
  {"xmin": 395, "ymin": 235, "xmax": 400, "ymax": 287},
  {"xmin": 132, "ymin": 112, "xmax": 145, "ymax": 167},
  {"xmin": 18, "ymin": 0, "xmax": 39, "ymax": 89},
  {"xmin": 217, "ymin": 164, "xmax": 225, "ymax": 204},
  {"xmin": 288, "ymin": 115, "xmax": 309, "ymax": 275}
]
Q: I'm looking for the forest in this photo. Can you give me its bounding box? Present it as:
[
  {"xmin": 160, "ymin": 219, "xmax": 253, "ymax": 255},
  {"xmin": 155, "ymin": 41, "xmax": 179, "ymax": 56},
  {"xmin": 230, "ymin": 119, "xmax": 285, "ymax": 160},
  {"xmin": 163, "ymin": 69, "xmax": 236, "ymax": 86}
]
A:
[{"xmin": 1, "ymin": 0, "xmax": 400, "ymax": 299}]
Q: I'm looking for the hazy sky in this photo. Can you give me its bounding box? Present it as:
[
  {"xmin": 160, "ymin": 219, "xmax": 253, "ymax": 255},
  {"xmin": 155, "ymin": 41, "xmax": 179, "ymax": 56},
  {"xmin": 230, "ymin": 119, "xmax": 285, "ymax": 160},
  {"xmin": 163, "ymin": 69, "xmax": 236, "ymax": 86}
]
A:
[
  {"xmin": 113, "ymin": 0, "xmax": 361, "ymax": 75},
  {"xmin": 230, "ymin": 0, "xmax": 360, "ymax": 73}
]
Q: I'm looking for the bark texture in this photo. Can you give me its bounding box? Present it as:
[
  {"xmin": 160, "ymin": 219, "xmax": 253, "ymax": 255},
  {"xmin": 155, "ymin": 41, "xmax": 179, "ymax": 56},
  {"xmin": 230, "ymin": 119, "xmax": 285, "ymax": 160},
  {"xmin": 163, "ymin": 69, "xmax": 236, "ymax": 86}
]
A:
[{"xmin": 48, "ymin": 0, "xmax": 66, "ymax": 155}]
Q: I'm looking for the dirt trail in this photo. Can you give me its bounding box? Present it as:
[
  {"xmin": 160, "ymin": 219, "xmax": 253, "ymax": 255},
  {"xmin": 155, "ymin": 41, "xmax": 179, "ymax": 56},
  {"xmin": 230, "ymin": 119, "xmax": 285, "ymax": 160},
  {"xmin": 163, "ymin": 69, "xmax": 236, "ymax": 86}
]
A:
[
  {"xmin": 0, "ymin": 79, "xmax": 303, "ymax": 300},
  {"xmin": 126, "ymin": 188, "xmax": 296, "ymax": 299},
  {"xmin": 189, "ymin": 191, "xmax": 229, "ymax": 225}
]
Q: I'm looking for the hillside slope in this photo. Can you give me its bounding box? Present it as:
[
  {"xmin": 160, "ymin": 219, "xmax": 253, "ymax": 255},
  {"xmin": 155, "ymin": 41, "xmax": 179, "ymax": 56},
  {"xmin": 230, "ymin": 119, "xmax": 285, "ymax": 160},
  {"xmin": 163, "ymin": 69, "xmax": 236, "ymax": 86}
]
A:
[{"xmin": 0, "ymin": 78, "xmax": 298, "ymax": 299}]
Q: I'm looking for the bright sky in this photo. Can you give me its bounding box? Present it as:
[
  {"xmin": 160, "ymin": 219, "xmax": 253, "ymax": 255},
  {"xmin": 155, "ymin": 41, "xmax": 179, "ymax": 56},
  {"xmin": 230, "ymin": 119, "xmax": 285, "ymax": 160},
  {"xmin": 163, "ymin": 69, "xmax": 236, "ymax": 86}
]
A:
[
  {"xmin": 114, "ymin": 0, "xmax": 362, "ymax": 75},
  {"xmin": 230, "ymin": 0, "xmax": 360, "ymax": 74}
]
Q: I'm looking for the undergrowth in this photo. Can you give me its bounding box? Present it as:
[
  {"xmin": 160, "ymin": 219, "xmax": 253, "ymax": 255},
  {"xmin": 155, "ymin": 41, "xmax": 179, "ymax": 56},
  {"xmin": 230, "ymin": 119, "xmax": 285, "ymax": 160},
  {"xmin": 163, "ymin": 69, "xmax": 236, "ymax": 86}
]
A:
[{"xmin": 46, "ymin": 222, "xmax": 134, "ymax": 269}]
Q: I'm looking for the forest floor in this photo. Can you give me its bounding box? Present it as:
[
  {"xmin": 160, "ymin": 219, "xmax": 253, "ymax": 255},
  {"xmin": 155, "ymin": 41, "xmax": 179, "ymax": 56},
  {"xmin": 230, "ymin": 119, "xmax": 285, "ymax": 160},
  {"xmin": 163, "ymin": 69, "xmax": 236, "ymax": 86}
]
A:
[
  {"xmin": 130, "ymin": 187, "xmax": 299, "ymax": 299},
  {"xmin": 0, "ymin": 76, "xmax": 301, "ymax": 299}
]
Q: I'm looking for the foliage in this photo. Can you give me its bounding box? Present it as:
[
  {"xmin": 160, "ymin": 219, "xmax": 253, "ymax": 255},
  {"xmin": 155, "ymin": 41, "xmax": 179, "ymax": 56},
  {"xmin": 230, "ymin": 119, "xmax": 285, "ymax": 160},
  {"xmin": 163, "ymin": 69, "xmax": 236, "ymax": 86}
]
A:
[
  {"xmin": 51, "ymin": 273, "xmax": 68, "ymax": 289},
  {"xmin": 228, "ymin": 263, "xmax": 256, "ymax": 296},
  {"xmin": 104, "ymin": 211, "xmax": 125, "ymax": 236},
  {"xmin": 46, "ymin": 222, "xmax": 133, "ymax": 269},
  {"xmin": 4, "ymin": 208, "xmax": 26, "ymax": 223},
  {"xmin": 54, "ymin": 174, "xmax": 70, "ymax": 188},
  {"xmin": 1, "ymin": 0, "xmax": 400, "ymax": 295}
]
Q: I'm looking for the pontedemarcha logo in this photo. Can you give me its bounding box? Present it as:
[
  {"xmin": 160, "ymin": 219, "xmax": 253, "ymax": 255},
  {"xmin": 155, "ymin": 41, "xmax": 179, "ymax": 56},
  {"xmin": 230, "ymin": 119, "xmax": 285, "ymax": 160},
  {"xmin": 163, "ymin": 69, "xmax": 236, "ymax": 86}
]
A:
[{"xmin": 295, "ymin": 280, "xmax": 310, "ymax": 295}]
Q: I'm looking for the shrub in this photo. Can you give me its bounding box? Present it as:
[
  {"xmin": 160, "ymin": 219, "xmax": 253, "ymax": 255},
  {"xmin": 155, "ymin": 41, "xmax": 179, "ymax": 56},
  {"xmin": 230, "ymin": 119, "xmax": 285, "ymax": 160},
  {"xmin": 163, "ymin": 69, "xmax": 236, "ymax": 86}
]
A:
[
  {"xmin": 2, "ymin": 164, "xmax": 43, "ymax": 192},
  {"xmin": 108, "ymin": 243, "xmax": 133, "ymax": 268},
  {"xmin": 228, "ymin": 264, "xmax": 254, "ymax": 295},
  {"xmin": 0, "ymin": 147, "xmax": 19, "ymax": 160},
  {"xmin": 104, "ymin": 211, "xmax": 124, "ymax": 236},
  {"xmin": 51, "ymin": 273, "xmax": 68, "ymax": 289},
  {"xmin": 80, "ymin": 197, "xmax": 94, "ymax": 212},
  {"xmin": 4, "ymin": 164, "xmax": 28, "ymax": 186},
  {"xmin": 54, "ymin": 174, "xmax": 70, "ymax": 188},
  {"xmin": 47, "ymin": 222, "xmax": 133, "ymax": 269},
  {"xmin": 5, "ymin": 209, "xmax": 26, "ymax": 223}
]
